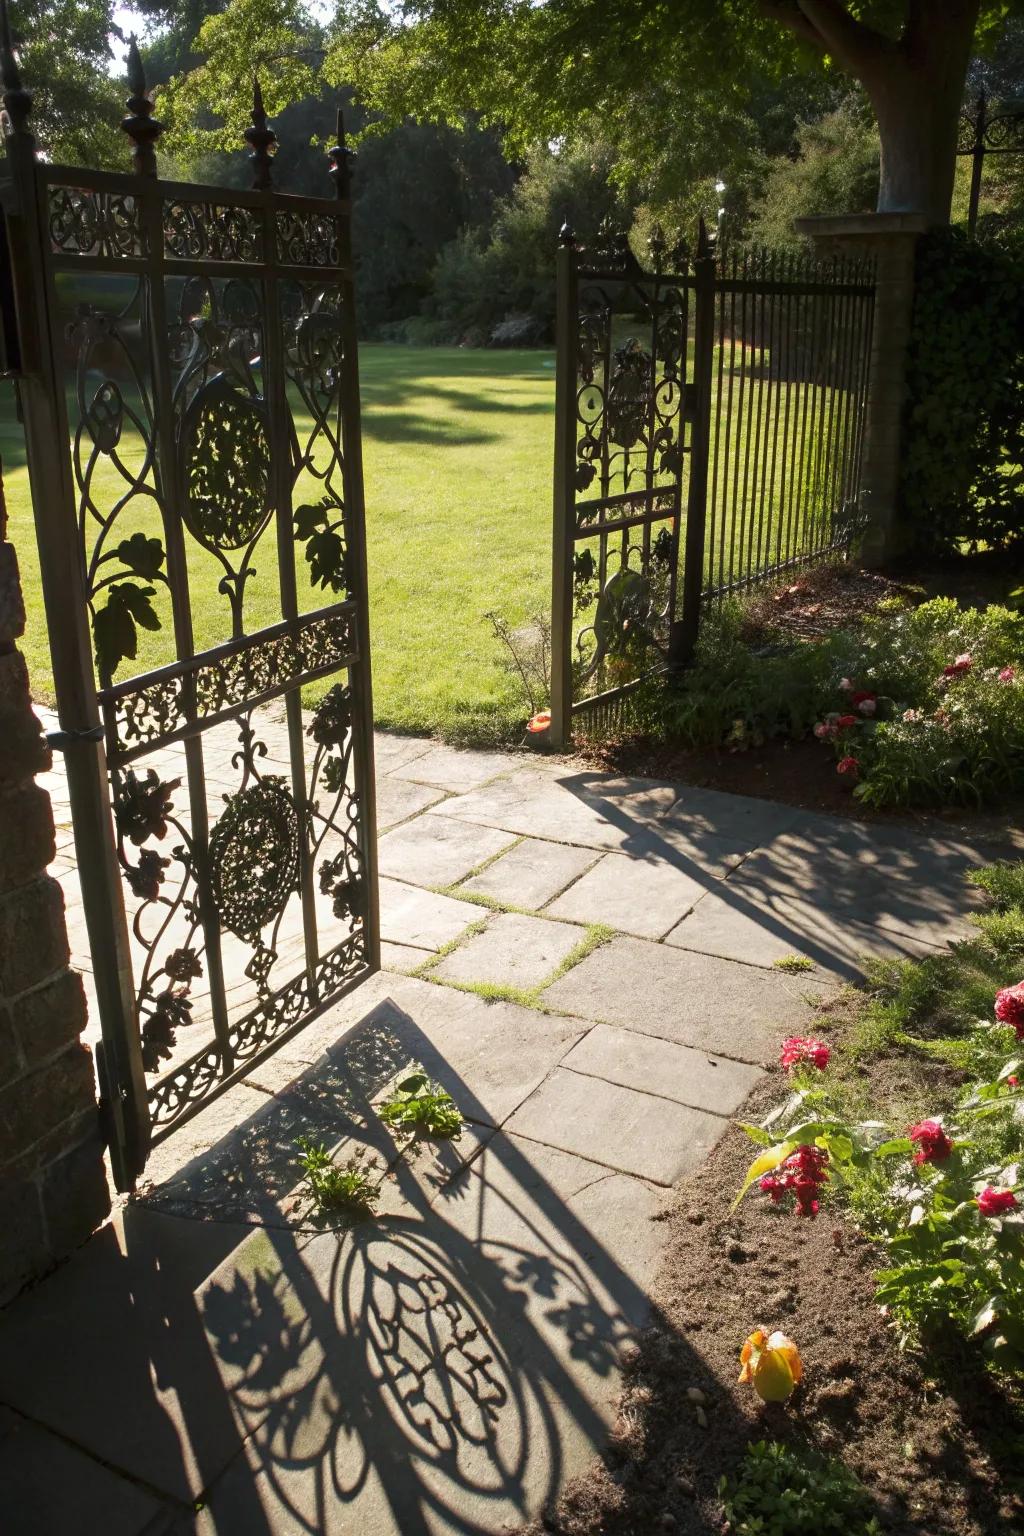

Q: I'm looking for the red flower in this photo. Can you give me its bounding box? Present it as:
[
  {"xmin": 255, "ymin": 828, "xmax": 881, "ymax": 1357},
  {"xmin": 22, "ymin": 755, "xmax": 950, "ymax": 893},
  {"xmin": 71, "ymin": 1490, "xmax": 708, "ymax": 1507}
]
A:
[
  {"xmin": 837, "ymin": 755, "xmax": 860, "ymax": 776},
  {"xmin": 999, "ymin": 666, "xmax": 1016, "ymax": 683},
  {"xmin": 850, "ymin": 690, "xmax": 876, "ymax": 707},
  {"xmin": 780, "ymin": 1036, "xmax": 830, "ymax": 1072},
  {"xmin": 977, "ymin": 1186, "xmax": 1018, "ymax": 1217},
  {"xmin": 942, "ymin": 653, "xmax": 973, "ymax": 678},
  {"xmin": 909, "ymin": 1118, "xmax": 953, "ymax": 1165},
  {"xmin": 995, "ymin": 982, "xmax": 1024, "ymax": 1038},
  {"xmin": 1008, "ymin": 1075, "xmax": 1019, "ymax": 1088},
  {"xmin": 759, "ymin": 1145, "xmax": 829, "ymax": 1218},
  {"xmin": 836, "ymin": 714, "xmax": 859, "ymax": 729}
]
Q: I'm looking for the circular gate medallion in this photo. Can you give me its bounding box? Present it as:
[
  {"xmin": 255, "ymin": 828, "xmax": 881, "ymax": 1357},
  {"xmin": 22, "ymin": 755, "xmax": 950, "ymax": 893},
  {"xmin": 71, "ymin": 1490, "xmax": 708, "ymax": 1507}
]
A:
[
  {"xmin": 208, "ymin": 778, "xmax": 299, "ymax": 942},
  {"xmin": 181, "ymin": 376, "xmax": 272, "ymax": 552}
]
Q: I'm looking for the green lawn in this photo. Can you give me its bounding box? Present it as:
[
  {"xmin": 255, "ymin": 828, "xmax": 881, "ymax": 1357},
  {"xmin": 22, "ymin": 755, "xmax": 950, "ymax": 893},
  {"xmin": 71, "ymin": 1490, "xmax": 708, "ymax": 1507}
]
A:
[{"xmin": 6, "ymin": 345, "xmax": 557, "ymax": 745}]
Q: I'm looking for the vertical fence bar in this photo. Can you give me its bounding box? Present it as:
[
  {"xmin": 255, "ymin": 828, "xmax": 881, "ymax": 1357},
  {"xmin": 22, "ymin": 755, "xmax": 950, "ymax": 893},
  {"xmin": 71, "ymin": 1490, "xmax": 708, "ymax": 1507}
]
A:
[
  {"xmin": 0, "ymin": 41, "xmax": 149, "ymax": 1188},
  {"xmin": 550, "ymin": 228, "xmax": 578, "ymax": 747},
  {"xmin": 967, "ymin": 92, "xmax": 986, "ymax": 240},
  {"xmin": 706, "ymin": 257, "xmax": 727, "ymax": 599},
  {"xmin": 330, "ymin": 112, "xmax": 380, "ymax": 974},
  {"xmin": 674, "ymin": 221, "xmax": 714, "ymax": 662}
]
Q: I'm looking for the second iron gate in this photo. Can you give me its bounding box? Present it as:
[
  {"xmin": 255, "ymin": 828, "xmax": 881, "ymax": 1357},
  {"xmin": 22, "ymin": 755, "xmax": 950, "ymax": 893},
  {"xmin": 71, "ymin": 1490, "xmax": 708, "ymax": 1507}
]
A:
[
  {"xmin": 550, "ymin": 220, "xmax": 875, "ymax": 747},
  {"xmin": 0, "ymin": 38, "xmax": 378, "ymax": 1188}
]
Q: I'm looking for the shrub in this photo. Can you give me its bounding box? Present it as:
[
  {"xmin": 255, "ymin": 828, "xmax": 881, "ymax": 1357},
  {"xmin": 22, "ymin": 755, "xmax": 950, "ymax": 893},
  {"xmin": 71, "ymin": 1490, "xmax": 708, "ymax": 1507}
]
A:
[
  {"xmin": 720, "ymin": 1440, "xmax": 881, "ymax": 1536},
  {"xmin": 900, "ymin": 226, "xmax": 1024, "ymax": 557}
]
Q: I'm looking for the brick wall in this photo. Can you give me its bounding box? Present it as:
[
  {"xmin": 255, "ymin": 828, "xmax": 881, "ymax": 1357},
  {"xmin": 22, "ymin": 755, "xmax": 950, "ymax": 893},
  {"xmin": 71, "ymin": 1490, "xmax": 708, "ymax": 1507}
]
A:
[{"xmin": 0, "ymin": 486, "xmax": 109, "ymax": 1305}]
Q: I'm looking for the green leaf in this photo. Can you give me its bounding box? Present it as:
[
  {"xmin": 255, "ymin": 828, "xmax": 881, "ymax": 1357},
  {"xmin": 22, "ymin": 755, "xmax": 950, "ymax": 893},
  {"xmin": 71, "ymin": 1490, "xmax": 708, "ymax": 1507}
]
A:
[
  {"xmin": 876, "ymin": 1137, "xmax": 914, "ymax": 1158},
  {"xmin": 971, "ymin": 1295, "xmax": 1003, "ymax": 1335},
  {"xmin": 115, "ymin": 533, "xmax": 165, "ymax": 581},
  {"xmin": 396, "ymin": 1071, "xmax": 429, "ymax": 1094},
  {"xmin": 736, "ymin": 1121, "xmax": 774, "ymax": 1147},
  {"xmin": 732, "ymin": 1138, "xmax": 798, "ymax": 1211}
]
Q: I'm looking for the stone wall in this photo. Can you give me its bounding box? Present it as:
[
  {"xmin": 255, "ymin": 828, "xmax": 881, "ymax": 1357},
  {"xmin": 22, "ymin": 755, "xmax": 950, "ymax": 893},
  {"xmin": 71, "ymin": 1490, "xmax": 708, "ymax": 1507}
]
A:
[{"xmin": 0, "ymin": 484, "xmax": 108, "ymax": 1305}]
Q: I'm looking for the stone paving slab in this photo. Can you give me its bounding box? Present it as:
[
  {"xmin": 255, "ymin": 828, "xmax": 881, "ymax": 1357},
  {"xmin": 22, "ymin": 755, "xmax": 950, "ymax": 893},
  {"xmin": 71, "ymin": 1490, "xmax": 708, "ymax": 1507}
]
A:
[
  {"xmin": 562, "ymin": 1022, "xmax": 764, "ymax": 1116},
  {"xmin": 506, "ymin": 1066, "xmax": 728, "ymax": 1185},
  {"xmin": 542, "ymin": 935, "xmax": 831, "ymax": 1063},
  {"xmin": 0, "ymin": 1405, "xmax": 177, "ymax": 1536},
  {"xmin": 378, "ymin": 812, "xmax": 518, "ymax": 887},
  {"xmin": 544, "ymin": 849, "xmax": 709, "ymax": 938},
  {"xmin": 379, "ymin": 939, "xmax": 433, "ymax": 973},
  {"xmin": 376, "ymin": 776, "xmax": 447, "ymax": 831},
  {"xmin": 665, "ymin": 886, "xmax": 946, "ymax": 980},
  {"xmin": 378, "ymin": 877, "xmax": 485, "ymax": 951},
  {"xmin": 391, "ymin": 742, "xmax": 522, "ymax": 792},
  {"xmin": 460, "ymin": 835, "xmax": 599, "ymax": 910},
  {"xmin": 432, "ymin": 910, "xmax": 585, "ymax": 991}
]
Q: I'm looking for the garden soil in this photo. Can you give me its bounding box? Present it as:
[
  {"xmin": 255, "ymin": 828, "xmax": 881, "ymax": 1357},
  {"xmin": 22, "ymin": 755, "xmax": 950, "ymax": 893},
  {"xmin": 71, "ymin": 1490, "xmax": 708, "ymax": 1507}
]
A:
[{"xmin": 519, "ymin": 1058, "xmax": 1024, "ymax": 1536}]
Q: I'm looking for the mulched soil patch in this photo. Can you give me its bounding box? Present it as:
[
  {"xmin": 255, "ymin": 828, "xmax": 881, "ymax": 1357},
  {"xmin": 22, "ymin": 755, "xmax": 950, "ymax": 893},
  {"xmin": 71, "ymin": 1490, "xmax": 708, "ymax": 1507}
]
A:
[{"xmin": 521, "ymin": 1038, "xmax": 1024, "ymax": 1536}]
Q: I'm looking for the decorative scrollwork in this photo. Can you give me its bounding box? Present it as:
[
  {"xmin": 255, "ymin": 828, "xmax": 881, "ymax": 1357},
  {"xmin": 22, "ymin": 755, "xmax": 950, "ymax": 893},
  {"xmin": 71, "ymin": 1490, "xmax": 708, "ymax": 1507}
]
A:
[
  {"xmin": 181, "ymin": 377, "xmax": 272, "ymax": 552},
  {"xmin": 102, "ymin": 605, "xmax": 358, "ymax": 759},
  {"xmin": 276, "ymin": 209, "xmax": 343, "ymax": 267},
  {"xmin": 163, "ymin": 200, "xmax": 262, "ymax": 262},
  {"xmin": 48, "ymin": 185, "xmax": 144, "ymax": 258},
  {"xmin": 984, "ymin": 110, "xmax": 1024, "ymax": 153},
  {"xmin": 209, "ymin": 777, "xmax": 300, "ymax": 944}
]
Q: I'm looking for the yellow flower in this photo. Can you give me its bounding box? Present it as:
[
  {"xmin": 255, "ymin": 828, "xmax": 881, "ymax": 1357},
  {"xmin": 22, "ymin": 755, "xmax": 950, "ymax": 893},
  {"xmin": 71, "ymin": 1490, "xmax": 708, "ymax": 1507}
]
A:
[{"xmin": 738, "ymin": 1329, "xmax": 803, "ymax": 1403}]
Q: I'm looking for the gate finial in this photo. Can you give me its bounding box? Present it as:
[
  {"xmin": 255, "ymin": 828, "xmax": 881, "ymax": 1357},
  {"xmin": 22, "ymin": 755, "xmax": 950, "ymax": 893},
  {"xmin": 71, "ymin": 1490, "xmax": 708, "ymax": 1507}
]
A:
[
  {"xmin": 557, "ymin": 220, "xmax": 576, "ymax": 248},
  {"xmin": 245, "ymin": 76, "xmax": 277, "ymax": 190},
  {"xmin": 0, "ymin": 0, "xmax": 32, "ymax": 140},
  {"xmin": 122, "ymin": 38, "xmax": 162, "ymax": 176},
  {"xmin": 328, "ymin": 107, "xmax": 354, "ymax": 198}
]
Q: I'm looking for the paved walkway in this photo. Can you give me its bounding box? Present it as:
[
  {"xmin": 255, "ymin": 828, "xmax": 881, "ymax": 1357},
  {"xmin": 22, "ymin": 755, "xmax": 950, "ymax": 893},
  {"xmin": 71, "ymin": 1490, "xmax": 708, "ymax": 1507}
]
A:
[{"xmin": 0, "ymin": 724, "xmax": 1005, "ymax": 1535}]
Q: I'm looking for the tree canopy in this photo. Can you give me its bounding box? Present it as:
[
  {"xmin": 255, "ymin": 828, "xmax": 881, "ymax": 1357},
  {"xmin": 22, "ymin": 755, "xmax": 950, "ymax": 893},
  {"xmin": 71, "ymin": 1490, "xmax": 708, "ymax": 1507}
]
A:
[{"xmin": 2, "ymin": 0, "xmax": 123, "ymax": 165}]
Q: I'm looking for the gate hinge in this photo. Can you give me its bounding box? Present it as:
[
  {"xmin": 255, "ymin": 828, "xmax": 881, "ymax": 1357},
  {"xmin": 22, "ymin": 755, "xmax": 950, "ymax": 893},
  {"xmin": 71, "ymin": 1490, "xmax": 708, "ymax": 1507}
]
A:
[{"xmin": 45, "ymin": 725, "xmax": 105, "ymax": 751}]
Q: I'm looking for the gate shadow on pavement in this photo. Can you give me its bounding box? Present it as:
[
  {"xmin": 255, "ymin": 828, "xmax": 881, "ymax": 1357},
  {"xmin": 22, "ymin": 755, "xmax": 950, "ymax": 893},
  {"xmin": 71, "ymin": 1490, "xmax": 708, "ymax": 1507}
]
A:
[{"xmin": 0, "ymin": 990, "xmax": 739, "ymax": 1535}]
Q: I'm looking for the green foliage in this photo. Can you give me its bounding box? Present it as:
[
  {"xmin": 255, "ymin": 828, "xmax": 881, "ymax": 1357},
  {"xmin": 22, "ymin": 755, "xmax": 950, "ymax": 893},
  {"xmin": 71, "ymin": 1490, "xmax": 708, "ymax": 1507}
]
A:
[
  {"xmin": 2, "ymin": 0, "xmax": 124, "ymax": 167},
  {"xmin": 646, "ymin": 595, "xmax": 1024, "ymax": 811},
  {"xmin": 719, "ymin": 1440, "xmax": 881, "ymax": 1536},
  {"xmin": 900, "ymin": 226, "xmax": 1024, "ymax": 557},
  {"xmin": 772, "ymin": 955, "xmax": 814, "ymax": 974},
  {"xmin": 745, "ymin": 97, "xmax": 879, "ymax": 253},
  {"xmin": 378, "ymin": 1072, "xmax": 463, "ymax": 1139},
  {"xmin": 295, "ymin": 1136, "xmax": 379, "ymax": 1215},
  {"xmin": 427, "ymin": 141, "xmax": 628, "ymax": 345}
]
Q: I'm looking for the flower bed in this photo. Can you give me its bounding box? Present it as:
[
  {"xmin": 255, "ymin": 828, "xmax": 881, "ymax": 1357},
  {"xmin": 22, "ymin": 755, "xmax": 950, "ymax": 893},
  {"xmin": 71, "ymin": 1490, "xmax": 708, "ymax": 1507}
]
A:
[
  {"xmin": 611, "ymin": 592, "xmax": 1024, "ymax": 812},
  {"xmin": 521, "ymin": 860, "xmax": 1024, "ymax": 1536}
]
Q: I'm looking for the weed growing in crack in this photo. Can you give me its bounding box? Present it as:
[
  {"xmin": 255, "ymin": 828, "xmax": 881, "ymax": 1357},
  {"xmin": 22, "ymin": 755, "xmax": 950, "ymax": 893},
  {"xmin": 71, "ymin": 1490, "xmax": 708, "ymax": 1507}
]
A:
[
  {"xmin": 296, "ymin": 1136, "xmax": 379, "ymax": 1217},
  {"xmin": 379, "ymin": 1071, "xmax": 463, "ymax": 1140},
  {"xmin": 772, "ymin": 954, "xmax": 815, "ymax": 974}
]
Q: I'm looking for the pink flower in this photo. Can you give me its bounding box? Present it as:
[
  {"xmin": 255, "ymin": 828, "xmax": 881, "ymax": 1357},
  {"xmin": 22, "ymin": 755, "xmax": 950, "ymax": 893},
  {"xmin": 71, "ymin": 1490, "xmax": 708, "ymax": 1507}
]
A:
[
  {"xmin": 837, "ymin": 755, "xmax": 859, "ymax": 776},
  {"xmin": 850, "ymin": 690, "xmax": 875, "ymax": 708},
  {"xmin": 759, "ymin": 1146, "xmax": 830, "ymax": 1218},
  {"xmin": 839, "ymin": 677, "xmax": 853, "ymax": 692},
  {"xmin": 1008, "ymin": 1075, "xmax": 1019, "ymax": 1088},
  {"xmin": 780, "ymin": 1036, "xmax": 830, "ymax": 1072},
  {"xmin": 902, "ymin": 708, "xmax": 920, "ymax": 723},
  {"xmin": 1000, "ymin": 667, "xmax": 1016, "ymax": 683},
  {"xmin": 909, "ymin": 1119, "xmax": 953, "ymax": 1165},
  {"xmin": 857, "ymin": 697, "xmax": 876, "ymax": 717},
  {"xmin": 814, "ymin": 721, "xmax": 836, "ymax": 740},
  {"xmin": 977, "ymin": 1187, "xmax": 1018, "ymax": 1217},
  {"xmin": 943, "ymin": 653, "xmax": 973, "ymax": 679},
  {"xmin": 995, "ymin": 982, "xmax": 1024, "ymax": 1038},
  {"xmin": 836, "ymin": 714, "xmax": 859, "ymax": 729}
]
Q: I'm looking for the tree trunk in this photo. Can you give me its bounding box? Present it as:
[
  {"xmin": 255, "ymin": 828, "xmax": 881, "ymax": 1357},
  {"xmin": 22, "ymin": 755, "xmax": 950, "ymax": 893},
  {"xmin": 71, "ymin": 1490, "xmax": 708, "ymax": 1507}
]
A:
[
  {"xmin": 862, "ymin": 2, "xmax": 979, "ymax": 224},
  {"xmin": 772, "ymin": 0, "xmax": 982, "ymax": 226}
]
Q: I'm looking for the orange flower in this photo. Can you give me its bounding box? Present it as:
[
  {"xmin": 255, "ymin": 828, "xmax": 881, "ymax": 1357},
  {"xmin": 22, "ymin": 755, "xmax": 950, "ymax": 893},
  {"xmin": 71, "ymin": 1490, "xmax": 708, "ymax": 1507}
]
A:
[{"xmin": 738, "ymin": 1329, "xmax": 803, "ymax": 1403}]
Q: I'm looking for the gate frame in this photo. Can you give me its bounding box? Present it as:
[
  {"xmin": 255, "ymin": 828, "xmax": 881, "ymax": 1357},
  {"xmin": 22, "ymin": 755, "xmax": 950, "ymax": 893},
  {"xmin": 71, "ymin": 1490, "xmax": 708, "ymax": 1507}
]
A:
[{"xmin": 0, "ymin": 31, "xmax": 379, "ymax": 1189}]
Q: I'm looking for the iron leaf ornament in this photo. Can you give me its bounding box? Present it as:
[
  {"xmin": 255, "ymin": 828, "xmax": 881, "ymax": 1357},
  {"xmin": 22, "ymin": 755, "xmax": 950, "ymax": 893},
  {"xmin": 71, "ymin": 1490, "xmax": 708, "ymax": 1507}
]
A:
[{"xmin": 294, "ymin": 498, "xmax": 349, "ymax": 593}]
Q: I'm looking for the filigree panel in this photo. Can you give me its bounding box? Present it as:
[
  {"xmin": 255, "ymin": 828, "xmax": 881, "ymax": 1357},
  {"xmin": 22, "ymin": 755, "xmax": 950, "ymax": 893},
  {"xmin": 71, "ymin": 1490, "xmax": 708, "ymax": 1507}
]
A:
[
  {"xmin": 163, "ymin": 200, "xmax": 262, "ymax": 262},
  {"xmin": 49, "ymin": 185, "xmax": 145, "ymax": 258},
  {"xmin": 276, "ymin": 210, "xmax": 343, "ymax": 267},
  {"xmin": 102, "ymin": 605, "xmax": 358, "ymax": 758}
]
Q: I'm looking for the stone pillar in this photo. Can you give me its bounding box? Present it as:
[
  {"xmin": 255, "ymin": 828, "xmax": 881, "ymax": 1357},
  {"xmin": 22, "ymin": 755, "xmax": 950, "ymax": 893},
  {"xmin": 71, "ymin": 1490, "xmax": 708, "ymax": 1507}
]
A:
[
  {"xmin": 0, "ymin": 481, "xmax": 109, "ymax": 1304},
  {"xmin": 794, "ymin": 212, "xmax": 928, "ymax": 565}
]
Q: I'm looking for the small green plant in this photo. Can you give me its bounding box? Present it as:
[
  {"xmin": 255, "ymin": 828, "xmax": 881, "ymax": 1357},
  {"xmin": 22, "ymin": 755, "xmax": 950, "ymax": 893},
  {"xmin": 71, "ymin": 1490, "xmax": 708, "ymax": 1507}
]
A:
[
  {"xmin": 295, "ymin": 1136, "xmax": 379, "ymax": 1216},
  {"xmin": 720, "ymin": 1440, "xmax": 882, "ymax": 1535},
  {"xmin": 772, "ymin": 954, "xmax": 814, "ymax": 974},
  {"xmin": 379, "ymin": 1072, "xmax": 463, "ymax": 1140}
]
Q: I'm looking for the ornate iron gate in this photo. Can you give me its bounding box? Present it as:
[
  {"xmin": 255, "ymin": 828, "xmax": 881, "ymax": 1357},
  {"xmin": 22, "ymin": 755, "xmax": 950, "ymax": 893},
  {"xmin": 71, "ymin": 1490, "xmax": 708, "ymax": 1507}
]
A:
[
  {"xmin": 551, "ymin": 220, "xmax": 875, "ymax": 748},
  {"xmin": 0, "ymin": 36, "xmax": 379, "ymax": 1189}
]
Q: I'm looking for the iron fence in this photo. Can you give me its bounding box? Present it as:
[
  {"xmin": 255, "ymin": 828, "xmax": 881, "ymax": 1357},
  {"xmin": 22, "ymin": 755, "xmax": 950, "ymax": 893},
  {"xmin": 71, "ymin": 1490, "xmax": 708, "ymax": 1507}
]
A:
[{"xmin": 550, "ymin": 220, "xmax": 875, "ymax": 746}]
